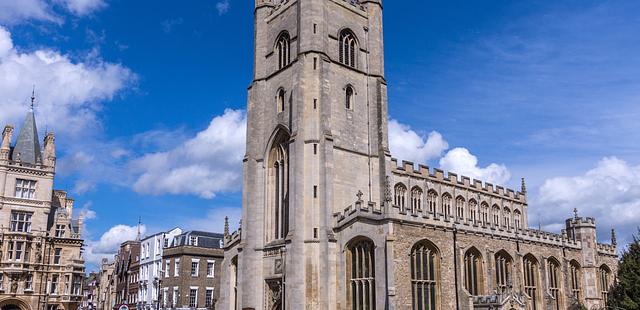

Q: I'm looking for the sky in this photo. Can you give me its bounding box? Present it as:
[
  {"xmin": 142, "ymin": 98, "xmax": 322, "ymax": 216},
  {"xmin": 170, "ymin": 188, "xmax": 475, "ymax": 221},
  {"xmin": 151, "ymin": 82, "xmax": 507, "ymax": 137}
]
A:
[{"xmin": 1, "ymin": 0, "xmax": 639, "ymax": 270}]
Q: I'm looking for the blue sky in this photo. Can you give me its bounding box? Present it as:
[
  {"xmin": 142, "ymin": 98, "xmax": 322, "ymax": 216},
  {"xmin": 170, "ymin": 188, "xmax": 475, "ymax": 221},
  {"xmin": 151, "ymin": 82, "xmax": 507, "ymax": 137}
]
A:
[{"xmin": 1, "ymin": 0, "xmax": 639, "ymax": 270}]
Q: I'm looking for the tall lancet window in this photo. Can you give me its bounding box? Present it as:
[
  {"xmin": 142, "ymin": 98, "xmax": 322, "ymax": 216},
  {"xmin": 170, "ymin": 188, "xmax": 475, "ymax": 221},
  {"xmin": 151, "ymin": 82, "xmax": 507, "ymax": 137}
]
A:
[
  {"xmin": 267, "ymin": 132, "xmax": 289, "ymax": 242},
  {"xmin": 339, "ymin": 29, "xmax": 358, "ymax": 68},
  {"xmin": 464, "ymin": 247, "xmax": 483, "ymax": 296},
  {"xmin": 275, "ymin": 32, "xmax": 290, "ymax": 70},
  {"xmin": 411, "ymin": 240, "xmax": 439, "ymax": 310},
  {"xmin": 548, "ymin": 258, "xmax": 562, "ymax": 310},
  {"xmin": 523, "ymin": 254, "xmax": 540, "ymax": 310},
  {"xmin": 347, "ymin": 238, "xmax": 376, "ymax": 310}
]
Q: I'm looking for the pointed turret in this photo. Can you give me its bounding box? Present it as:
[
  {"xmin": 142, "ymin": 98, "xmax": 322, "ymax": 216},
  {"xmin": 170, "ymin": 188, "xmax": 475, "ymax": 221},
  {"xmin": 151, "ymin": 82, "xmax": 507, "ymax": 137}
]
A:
[
  {"xmin": 1, "ymin": 125, "xmax": 13, "ymax": 160},
  {"xmin": 13, "ymin": 109, "xmax": 42, "ymax": 165}
]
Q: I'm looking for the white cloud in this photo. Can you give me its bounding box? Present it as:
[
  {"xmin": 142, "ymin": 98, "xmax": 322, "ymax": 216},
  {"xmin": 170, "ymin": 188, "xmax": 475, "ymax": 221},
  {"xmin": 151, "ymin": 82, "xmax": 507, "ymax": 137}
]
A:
[
  {"xmin": 536, "ymin": 157, "xmax": 640, "ymax": 244},
  {"xmin": 77, "ymin": 201, "xmax": 97, "ymax": 219},
  {"xmin": 0, "ymin": 0, "xmax": 61, "ymax": 25},
  {"xmin": 216, "ymin": 0, "xmax": 230, "ymax": 15},
  {"xmin": 84, "ymin": 224, "xmax": 145, "ymax": 266},
  {"xmin": 56, "ymin": 0, "xmax": 106, "ymax": 16},
  {"xmin": 130, "ymin": 109, "xmax": 246, "ymax": 199},
  {"xmin": 439, "ymin": 147, "xmax": 511, "ymax": 185},
  {"xmin": 0, "ymin": 26, "xmax": 135, "ymax": 137},
  {"xmin": 388, "ymin": 119, "xmax": 448, "ymax": 164}
]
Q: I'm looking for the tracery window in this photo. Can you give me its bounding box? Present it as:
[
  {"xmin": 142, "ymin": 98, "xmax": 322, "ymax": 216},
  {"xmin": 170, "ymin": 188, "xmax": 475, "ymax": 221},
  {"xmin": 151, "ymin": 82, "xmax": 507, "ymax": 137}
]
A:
[
  {"xmin": 410, "ymin": 187, "xmax": 422, "ymax": 214},
  {"xmin": 277, "ymin": 88, "xmax": 286, "ymax": 113},
  {"xmin": 480, "ymin": 203, "xmax": 489, "ymax": 225},
  {"xmin": 599, "ymin": 265, "xmax": 611, "ymax": 304},
  {"xmin": 394, "ymin": 183, "xmax": 407, "ymax": 212},
  {"xmin": 456, "ymin": 197, "xmax": 465, "ymax": 220},
  {"xmin": 442, "ymin": 194, "xmax": 452, "ymax": 218},
  {"xmin": 569, "ymin": 260, "xmax": 581, "ymax": 300},
  {"xmin": 468, "ymin": 199, "xmax": 477, "ymax": 223},
  {"xmin": 427, "ymin": 190, "xmax": 438, "ymax": 215},
  {"xmin": 267, "ymin": 132, "xmax": 290, "ymax": 242},
  {"xmin": 492, "ymin": 205, "xmax": 500, "ymax": 227},
  {"xmin": 347, "ymin": 238, "xmax": 376, "ymax": 310},
  {"xmin": 548, "ymin": 258, "xmax": 562, "ymax": 310},
  {"xmin": 346, "ymin": 86, "xmax": 355, "ymax": 110},
  {"xmin": 275, "ymin": 32, "xmax": 291, "ymax": 70},
  {"xmin": 411, "ymin": 240, "xmax": 439, "ymax": 310},
  {"xmin": 503, "ymin": 207, "xmax": 511, "ymax": 229},
  {"xmin": 464, "ymin": 248, "xmax": 483, "ymax": 296},
  {"xmin": 495, "ymin": 250, "xmax": 512, "ymax": 293},
  {"xmin": 514, "ymin": 210, "xmax": 522, "ymax": 230},
  {"xmin": 523, "ymin": 254, "xmax": 540, "ymax": 310},
  {"xmin": 339, "ymin": 29, "xmax": 358, "ymax": 68}
]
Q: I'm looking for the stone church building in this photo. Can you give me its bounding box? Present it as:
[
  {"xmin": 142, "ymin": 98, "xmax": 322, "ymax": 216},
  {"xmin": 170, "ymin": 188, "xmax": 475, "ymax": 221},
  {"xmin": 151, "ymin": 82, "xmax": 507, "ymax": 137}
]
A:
[
  {"xmin": 0, "ymin": 108, "xmax": 85, "ymax": 310},
  {"xmin": 218, "ymin": 0, "xmax": 619, "ymax": 309}
]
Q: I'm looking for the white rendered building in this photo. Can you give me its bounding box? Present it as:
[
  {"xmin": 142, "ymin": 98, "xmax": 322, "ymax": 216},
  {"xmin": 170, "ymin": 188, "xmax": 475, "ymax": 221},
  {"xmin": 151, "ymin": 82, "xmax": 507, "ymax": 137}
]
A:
[{"xmin": 138, "ymin": 228, "xmax": 182, "ymax": 310}]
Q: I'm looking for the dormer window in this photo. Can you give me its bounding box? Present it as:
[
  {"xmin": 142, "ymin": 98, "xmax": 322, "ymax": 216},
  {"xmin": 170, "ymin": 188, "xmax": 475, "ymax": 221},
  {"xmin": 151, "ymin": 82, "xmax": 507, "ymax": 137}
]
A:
[
  {"xmin": 15, "ymin": 179, "xmax": 36, "ymax": 199},
  {"xmin": 190, "ymin": 236, "xmax": 198, "ymax": 246},
  {"xmin": 55, "ymin": 224, "xmax": 65, "ymax": 237}
]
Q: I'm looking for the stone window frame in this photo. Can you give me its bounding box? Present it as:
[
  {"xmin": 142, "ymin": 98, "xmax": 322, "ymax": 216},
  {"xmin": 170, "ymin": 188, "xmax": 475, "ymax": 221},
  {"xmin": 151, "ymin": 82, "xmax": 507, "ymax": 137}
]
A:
[
  {"xmin": 191, "ymin": 259, "xmax": 200, "ymax": 277},
  {"xmin": 494, "ymin": 250, "xmax": 513, "ymax": 293},
  {"xmin": 345, "ymin": 85, "xmax": 356, "ymax": 110},
  {"xmin": 14, "ymin": 178, "xmax": 36, "ymax": 199},
  {"xmin": 463, "ymin": 247, "xmax": 484, "ymax": 296},
  {"xmin": 598, "ymin": 264, "xmax": 611, "ymax": 304},
  {"xmin": 275, "ymin": 31, "xmax": 291, "ymax": 71},
  {"xmin": 189, "ymin": 287, "xmax": 198, "ymax": 308},
  {"xmin": 10, "ymin": 210, "xmax": 32, "ymax": 232},
  {"xmin": 441, "ymin": 193, "xmax": 452, "ymax": 218},
  {"xmin": 410, "ymin": 239, "xmax": 440, "ymax": 310},
  {"xmin": 394, "ymin": 183, "xmax": 407, "ymax": 212},
  {"xmin": 455, "ymin": 196, "xmax": 466, "ymax": 221},
  {"xmin": 276, "ymin": 88, "xmax": 286, "ymax": 113},
  {"xmin": 53, "ymin": 248, "xmax": 62, "ymax": 265},
  {"xmin": 339, "ymin": 29, "xmax": 358, "ymax": 68},
  {"xmin": 547, "ymin": 257, "xmax": 563, "ymax": 310},
  {"xmin": 206, "ymin": 260, "xmax": 215, "ymax": 278},
  {"xmin": 410, "ymin": 186, "xmax": 423, "ymax": 215},
  {"xmin": 522, "ymin": 254, "xmax": 541, "ymax": 309},
  {"xmin": 346, "ymin": 237, "xmax": 376, "ymax": 310},
  {"xmin": 569, "ymin": 260, "xmax": 581, "ymax": 300}
]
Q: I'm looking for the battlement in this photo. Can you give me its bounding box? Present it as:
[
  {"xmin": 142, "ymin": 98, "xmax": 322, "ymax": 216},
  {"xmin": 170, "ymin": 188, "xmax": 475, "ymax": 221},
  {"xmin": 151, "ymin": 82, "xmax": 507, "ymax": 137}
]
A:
[
  {"xmin": 391, "ymin": 158, "xmax": 526, "ymax": 202},
  {"xmin": 565, "ymin": 216, "xmax": 596, "ymax": 228}
]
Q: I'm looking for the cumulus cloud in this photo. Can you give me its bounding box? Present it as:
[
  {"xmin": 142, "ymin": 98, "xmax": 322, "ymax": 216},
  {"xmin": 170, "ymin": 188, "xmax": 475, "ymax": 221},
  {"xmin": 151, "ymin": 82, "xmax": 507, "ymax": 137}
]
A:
[
  {"xmin": 0, "ymin": 26, "xmax": 136, "ymax": 137},
  {"xmin": 130, "ymin": 109, "xmax": 246, "ymax": 199},
  {"xmin": 439, "ymin": 148, "xmax": 511, "ymax": 185},
  {"xmin": 77, "ymin": 201, "xmax": 97, "ymax": 219},
  {"xmin": 84, "ymin": 224, "xmax": 145, "ymax": 266},
  {"xmin": 56, "ymin": 0, "xmax": 106, "ymax": 16},
  {"xmin": 216, "ymin": 0, "xmax": 230, "ymax": 15},
  {"xmin": 388, "ymin": 119, "xmax": 449, "ymax": 164},
  {"xmin": 536, "ymin": 157, "xmax": 640, "ymax": 244},
  {"xmin": 0, "ymin": 0, "xmax": 61, "ymax": 24}
]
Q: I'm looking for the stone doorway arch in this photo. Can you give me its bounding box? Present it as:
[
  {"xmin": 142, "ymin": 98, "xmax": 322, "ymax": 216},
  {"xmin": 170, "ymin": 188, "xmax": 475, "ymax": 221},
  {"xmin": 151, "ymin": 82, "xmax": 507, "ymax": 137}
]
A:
[{"xmin": 0, "ymin": 298, "xmax": 31, "ymax": 310}]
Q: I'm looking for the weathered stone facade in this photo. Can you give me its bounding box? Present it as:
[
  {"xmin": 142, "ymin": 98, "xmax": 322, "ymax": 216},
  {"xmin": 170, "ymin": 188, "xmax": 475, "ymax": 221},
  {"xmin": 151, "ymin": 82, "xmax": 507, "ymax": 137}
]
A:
[
  {"xmin": 0, "ymin": 110, "xmax": 85, "ymax": 310},
  {"xmin": 114, "ymin": 241, "xmax": 140, "ymax": 310},
  {"xmin": 217, "ymin": 1, "xmax": 619, "ymax": 309}
]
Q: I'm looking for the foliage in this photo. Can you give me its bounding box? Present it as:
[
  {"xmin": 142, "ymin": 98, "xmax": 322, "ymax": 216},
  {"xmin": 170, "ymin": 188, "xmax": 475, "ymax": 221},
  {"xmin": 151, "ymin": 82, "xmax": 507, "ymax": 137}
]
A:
[{"xmin": 608, "ymin": 228, "xmax": 640, "ymax": 310}]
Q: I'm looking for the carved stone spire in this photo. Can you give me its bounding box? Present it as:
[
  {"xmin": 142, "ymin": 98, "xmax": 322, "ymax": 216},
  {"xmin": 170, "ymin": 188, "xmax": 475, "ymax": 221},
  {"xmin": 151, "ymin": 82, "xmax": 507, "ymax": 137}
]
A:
[
  {"xmin": 1, "ymin": 125, "xmax": 13, "ymax": 160},
  {"xmin": 224, "ymin": 216, "xmax": 230, "ymax": 237},
  {"xmin": 520, "ymin": 177, "xmax": 527, "ymax": 195},
  {"xmin": 611, "ymin": 229, "xmax": 617, "ymax": 246}
]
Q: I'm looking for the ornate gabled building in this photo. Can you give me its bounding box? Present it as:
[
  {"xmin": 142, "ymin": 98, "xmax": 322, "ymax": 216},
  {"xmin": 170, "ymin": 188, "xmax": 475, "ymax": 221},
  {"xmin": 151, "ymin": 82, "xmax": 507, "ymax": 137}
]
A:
[
  {"xmin": 217, "ymin": 0, "xmax": 619, "ymax": 309},
  {"xmin": 0, "ymin": 108, "xmax": 85, "ymax": 310}
]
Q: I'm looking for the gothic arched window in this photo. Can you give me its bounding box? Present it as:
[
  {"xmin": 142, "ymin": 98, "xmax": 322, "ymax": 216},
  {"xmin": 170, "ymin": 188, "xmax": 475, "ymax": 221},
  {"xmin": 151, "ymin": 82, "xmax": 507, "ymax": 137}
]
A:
[
  {"xmin": 548, "ymin": 258, "xmax": 562, "ymax": 310},
  {"xmin": 347, "ymin": 238, "xmax": 376, "ymax": 310},
  {"xmin": 464, "ymin": 247, "xmax": 483, "ymax": 296},
  {"xmin": 339, "ymin": 29, "xmax": 358, "ymax": 68},
  {"xmin": 277, "ymin": 88, "xmax": 286, "ymax": 113},
  {"xmin": 523, "ymin": 254, "xmax": 540, "ymax": 310},
  {"xmin": 456, "ymin": 196, "xmax": 465, "ymax": 220},
  {"xmin": 599, "ymin": 265, "xmax": 611, "ymax": 304},
  {"xmin": 442, "ymin": 194, "xmax": 452, "ymax": 218},
  {"xmin": 345, "ymin": 85, "xmax": 355, "ymax": 110},
  {"xmin": 267, "ymin": 132, "xmax": 289, "ymax": 242},
  {"xmin": 569, "ymin": 260, "xmax": 581, "ymax": 300},
  {"xmin": 411, "ymin": 240, "xmax": 439, "ymax": 310},
  {"xmin": 427, "ymin": 190, "xmax": 438, "ymax": 215},
  {"xmin": 275, "ymin": 32, "xmax": 291, "ymax": 70},
  {"xmin": 480, "ymin": 202, "xmax": 489, "ymax": 225},
  {"xmin": 495, "ymin": 250, "xmax": 512, "ymax": 293},
  {"xmin": 410, "ymin": 187, "xmax": 422, "ymax": 215},
  {"xmin": 503, "ymin": 207, "xmax": 511, "ymax": 229},
  {"xmin": 514, "ymin": 210, "xmax": 522, "ymax": 230},
  {"xmin": 468, "ymin": 199, "xmax": 477, "ymax": 223},
  {"xmin": 492, "ymin": 205, "xmax": 500, "ymax": 227},
  {"xmin": 394, "ymin": 183, "xmax": 407, "ymax": 212}
]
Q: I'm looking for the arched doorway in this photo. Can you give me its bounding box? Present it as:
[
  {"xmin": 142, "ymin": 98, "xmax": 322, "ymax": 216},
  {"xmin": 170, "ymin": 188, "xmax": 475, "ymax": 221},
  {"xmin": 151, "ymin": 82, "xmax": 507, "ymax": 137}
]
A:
[{"xmin": 0, "ymin": 298, "xmax": 30, "ymax": 310}]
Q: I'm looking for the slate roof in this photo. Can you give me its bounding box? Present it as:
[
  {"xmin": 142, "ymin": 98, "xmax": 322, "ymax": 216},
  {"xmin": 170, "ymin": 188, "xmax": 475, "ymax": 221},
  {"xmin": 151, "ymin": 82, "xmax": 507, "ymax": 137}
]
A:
[{"xmin": 12, "ymin": 110, "xmax": 42, "ymax": 164}]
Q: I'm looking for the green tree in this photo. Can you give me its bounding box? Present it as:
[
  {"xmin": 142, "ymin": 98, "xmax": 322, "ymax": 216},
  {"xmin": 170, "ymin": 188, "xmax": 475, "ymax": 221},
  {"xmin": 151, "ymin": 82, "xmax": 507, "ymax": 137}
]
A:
[{"xmin": 609, "ymin": 229, "xmax": 640, "ymax": 310}]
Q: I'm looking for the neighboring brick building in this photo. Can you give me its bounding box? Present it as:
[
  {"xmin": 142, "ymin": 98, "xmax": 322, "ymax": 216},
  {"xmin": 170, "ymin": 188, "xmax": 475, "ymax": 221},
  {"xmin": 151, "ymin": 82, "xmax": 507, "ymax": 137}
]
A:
[
  {"xmin": 160, "ymin": 232, "xmax": 223, "ymax": 310},
  {"xmin": 218, "ymin": 1, "xmax": 619, "ymax": 310},
  {"xmin": 114, "ymin": 241, "xmax": 140, "ymax": 310},
  {"xmin": 0, "ymin": 108, "xmax": 85, "ymax": 310}
]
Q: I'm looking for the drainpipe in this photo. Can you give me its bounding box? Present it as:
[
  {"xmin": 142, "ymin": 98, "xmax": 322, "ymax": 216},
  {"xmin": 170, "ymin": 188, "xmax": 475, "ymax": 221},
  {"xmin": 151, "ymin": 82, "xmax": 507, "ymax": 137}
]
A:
[{"xmin": 453, "ymin": 225, "xmax": 460, "ymax": 310}]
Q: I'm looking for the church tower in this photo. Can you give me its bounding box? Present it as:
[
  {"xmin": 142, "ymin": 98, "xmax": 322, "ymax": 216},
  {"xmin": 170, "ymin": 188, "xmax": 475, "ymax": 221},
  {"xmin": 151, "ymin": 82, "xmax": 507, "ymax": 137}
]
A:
[{"xmin": 220, "ymin": 0, "xmax": 388, "ymax": 309}]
